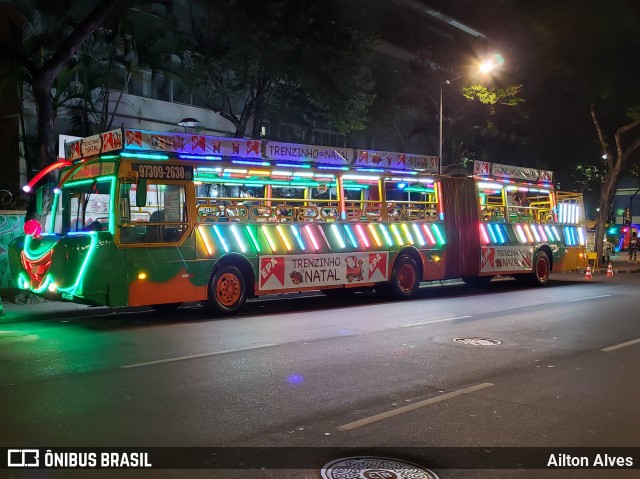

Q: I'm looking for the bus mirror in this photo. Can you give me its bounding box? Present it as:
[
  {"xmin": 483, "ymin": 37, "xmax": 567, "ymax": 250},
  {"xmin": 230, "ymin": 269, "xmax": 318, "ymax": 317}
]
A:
[{"xmin": 135, "ymin": 179, "xmax": 147, "ymax": 207}]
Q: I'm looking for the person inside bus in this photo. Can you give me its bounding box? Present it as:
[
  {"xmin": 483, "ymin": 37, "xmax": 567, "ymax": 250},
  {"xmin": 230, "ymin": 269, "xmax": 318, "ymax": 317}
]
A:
[
  {"xmin": 506, "ymin": 191, "xmax": 521, "ymax": 207},
  {"xmin": 144, "ymin": 209, "xmax": 164, "ymax": 242}
]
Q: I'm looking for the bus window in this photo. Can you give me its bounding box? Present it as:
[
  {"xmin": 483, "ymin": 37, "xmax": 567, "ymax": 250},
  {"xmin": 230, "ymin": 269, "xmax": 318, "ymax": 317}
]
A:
[
  {"xmin": 119, "ymin": 182, "xmax": 188, "ymax": 244},
  {"xmin": 383, "ymin": 178, "xmax": 436, "ymax": 221}
]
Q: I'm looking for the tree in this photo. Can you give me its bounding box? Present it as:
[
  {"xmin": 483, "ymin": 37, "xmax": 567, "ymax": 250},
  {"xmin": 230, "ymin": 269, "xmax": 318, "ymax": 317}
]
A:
[
  {"xmin": 0, "ymin": 0, "xmax": 123, "ymax": 171},
  {"xmin": 187, "ymin": 0, "xmax": 377, "ymax": 139},
  {"xmin": 591, "ymin": 107, "xmax": 640, "ymax": 258},
  {"xmin": 509, "ymin": 0, "xmax": 640, "ymax": 259}
]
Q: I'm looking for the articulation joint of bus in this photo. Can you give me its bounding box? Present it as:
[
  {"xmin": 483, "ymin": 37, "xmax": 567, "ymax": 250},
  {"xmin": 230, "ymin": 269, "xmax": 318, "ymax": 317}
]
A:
[{"xmin": 10, "ymin": 127, "xmax": 587, "ymax": 315}]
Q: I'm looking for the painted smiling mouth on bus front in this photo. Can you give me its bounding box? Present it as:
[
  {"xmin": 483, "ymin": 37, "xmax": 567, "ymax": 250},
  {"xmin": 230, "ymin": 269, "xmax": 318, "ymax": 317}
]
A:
[{"xmin": 20, "ymin": 250, "xmax": 53, "ymax": 290}]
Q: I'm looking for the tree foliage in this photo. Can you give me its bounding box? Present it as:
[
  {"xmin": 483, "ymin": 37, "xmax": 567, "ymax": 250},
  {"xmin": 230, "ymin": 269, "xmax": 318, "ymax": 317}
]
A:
[{"xmin": 187, "ymin": 0, "xmax": 377, "ymax": 139}]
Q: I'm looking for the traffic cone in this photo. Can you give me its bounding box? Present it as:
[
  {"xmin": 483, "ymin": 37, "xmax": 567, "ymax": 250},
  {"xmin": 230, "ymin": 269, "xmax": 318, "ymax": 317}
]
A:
[
  {"xmin": 585, "ymin": 266, "xmax": 592, "ymax": 279},
  {"xmin": 607, "ymin": 262, "xmax": 614, "ymax": 277}
]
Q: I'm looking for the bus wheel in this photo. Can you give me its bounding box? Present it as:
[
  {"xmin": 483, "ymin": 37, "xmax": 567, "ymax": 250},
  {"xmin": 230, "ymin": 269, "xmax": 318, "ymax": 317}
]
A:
[
  {"xmin": 519, "ymin": 250, "xmax": 550, "ymax": 286},
  {"xmin": 390, "ymin": 255, "xmax": 420, "ymax": 299},
  {"xmin": 204, "ymin": 266, "xmax": 247, "ymax": 315},
  {"xmin": 150, "ymin": 303, "xmax": 181, "ymax": 312}
]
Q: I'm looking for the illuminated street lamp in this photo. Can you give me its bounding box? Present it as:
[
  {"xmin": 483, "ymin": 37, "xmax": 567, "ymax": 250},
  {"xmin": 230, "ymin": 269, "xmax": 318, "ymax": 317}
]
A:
[{"xmin": 438, "ymin": 54, "xmax": 504, "ymax": 174}]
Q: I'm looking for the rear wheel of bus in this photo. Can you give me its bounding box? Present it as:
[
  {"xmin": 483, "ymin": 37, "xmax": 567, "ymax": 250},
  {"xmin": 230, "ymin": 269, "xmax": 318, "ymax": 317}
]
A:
[
  {"xmin": 204, "ymin": 265, "xmax": 247, "ymax": 315},
  {"xmin": 518, "ymin": 250, "xmax": 550, "ymax": 286},
  {"xmin": 383, "ymin": 254, "xmax": 421, "ymax": 300}
]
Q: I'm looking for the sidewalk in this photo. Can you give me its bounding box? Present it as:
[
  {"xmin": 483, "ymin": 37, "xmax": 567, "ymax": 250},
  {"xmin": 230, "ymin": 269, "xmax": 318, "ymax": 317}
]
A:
[{"xmin": 586, "ymin": 253, "xmax": 640, "ymax": 275}]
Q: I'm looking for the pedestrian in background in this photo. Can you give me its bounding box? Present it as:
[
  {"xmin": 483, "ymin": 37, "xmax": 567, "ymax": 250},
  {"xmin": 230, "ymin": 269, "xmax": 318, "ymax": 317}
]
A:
[{"xmin": 630, "ymin": 230, "xmax": 639, "ymax": 263}]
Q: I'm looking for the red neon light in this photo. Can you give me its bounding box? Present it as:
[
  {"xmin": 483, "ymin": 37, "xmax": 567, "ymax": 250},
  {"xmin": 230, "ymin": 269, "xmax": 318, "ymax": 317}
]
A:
[{"xmin": 23, "ymin": 160, "xmax": 72, "ymax": 193}]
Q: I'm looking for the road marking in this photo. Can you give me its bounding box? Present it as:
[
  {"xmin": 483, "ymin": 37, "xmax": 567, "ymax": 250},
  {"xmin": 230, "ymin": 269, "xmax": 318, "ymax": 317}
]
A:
[
  {"xmin": 337, "ymin": 382, "xmax": 495, "ymax": 431},
  {"xmin": 121, "ymin": 343, "xmax": 279, "ymax": 369},
  {"xmin": 400, "ymin": 315, "xmax": 472, "ymax": 328},
  {"xmin": 568, "ymin": 294, "xmax": 612, "ymax": 302},
  {"xmin": 601, "ymin": 338, "xmax": 640, "ymax": 352}
]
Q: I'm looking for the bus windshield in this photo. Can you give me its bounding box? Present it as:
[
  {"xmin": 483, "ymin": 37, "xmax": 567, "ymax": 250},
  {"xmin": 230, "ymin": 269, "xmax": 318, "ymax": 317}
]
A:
[{"xmin": 53, "ymin": 178, "xmax": 114, "ymax": 234}]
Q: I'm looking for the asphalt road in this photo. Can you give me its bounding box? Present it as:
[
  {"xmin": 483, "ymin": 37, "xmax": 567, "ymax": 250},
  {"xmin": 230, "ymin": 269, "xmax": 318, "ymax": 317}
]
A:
[{"xmin": 2, "ymin": 273, "xmax": 640, "ymax": 479}]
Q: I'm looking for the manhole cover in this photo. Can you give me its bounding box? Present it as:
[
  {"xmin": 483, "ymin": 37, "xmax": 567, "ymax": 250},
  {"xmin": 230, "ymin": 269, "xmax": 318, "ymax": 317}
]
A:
[
  {"xmin": 321, "ymin": 456, "xmax": 438, "ymax": 479},
  {"xmin": 453, "ymin": 337, "xmax": 502, "ymax": 346}
]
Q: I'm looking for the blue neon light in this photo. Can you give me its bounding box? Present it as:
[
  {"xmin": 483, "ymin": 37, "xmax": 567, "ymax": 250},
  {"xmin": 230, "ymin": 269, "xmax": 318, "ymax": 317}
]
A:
[{"xmin": 179, "ymin": 154, "xmax": 222, "ymax": 161}]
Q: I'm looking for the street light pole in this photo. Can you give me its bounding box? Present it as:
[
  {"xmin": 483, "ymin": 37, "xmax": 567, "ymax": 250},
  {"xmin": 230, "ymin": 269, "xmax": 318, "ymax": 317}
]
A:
[
  {"xmin": 438, "ymin": 79, "xmax": 450, "ymax": 175},
  {"xmin": 438, "ymin": 83, "xmax": 443, "ymax": 175}
]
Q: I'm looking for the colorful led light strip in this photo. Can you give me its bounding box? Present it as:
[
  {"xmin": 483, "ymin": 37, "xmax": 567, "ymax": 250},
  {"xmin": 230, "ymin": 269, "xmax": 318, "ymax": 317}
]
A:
[
  {"xmin": 179, "ymin": 154, "xmax": 222, "ymax": 161},
  {"xmin": 412, "ymin": 224, "xmax": 426, "ymax": 247},
  {"xmin": 515, "ymin": 224, "xmax": 528, "ymax": 243},
  {"xmin": 343, "ymin": 224, "xmax": 358, "ymax": 248},
  {"xmin": 354, "ymin": 224, "xmax": 370, "ymax": 248},
  {"xmin": 317, "ymin": 225, "xmax": 332, "ymax": 249},
  {"xmin": 529, "ymin": 224, "xmax": 541, "ymax": 242},
  {"xmin": 121, "ymin": 152, "xmax": 169, "ymax": 160},
  {"xmin": 289, "ymin": 225, "xmax": 306, "ymax": 251},
  {"xmin": 378, "ymin": 224, "xmax": 394, "ymax": 247},
  {"xmin": 261, "ymin": 225, "xmax": 277, "ymax": 252},
  {"xmin": 432, "ymin": 224, "xmax": 446, "ymax": 245},
  {"xmin": 198, "ymin": 225, "xmax": 215, "ymax": 255},
  {"xmin": 368, "ymin": 223, "xmax": 382, "ymax": 247},
  {"xmin": 494, "ymin": 224, "xmax": 506, "ymax": 244},
  {"xmin": 245, "ymin": 225, "xmax": 261, "ymax": 252},
  {"xmin": 421, "ymin": 224, "xmax": 436, "ymax": 245},
  {"xmin": 276, "ymin": 225, "xmax": 292, "ymax": 251},
  {"xmin": 551, "ymin": 226, "xmax": 561, "ymax": 242},
  {"xmin": 544, "ymin": 225, "xmax": 555, "ymax": 242},
  {"xmin": 479, "ymin": 224, "xmax": 491, "ymax": 244},
  {"xmin": 304, "ymin": 224, "xmax": 321, "ymax": 251},
  {"xmin": 400, "ymin": 223, "xmax": 414, "ymax": 245},
  {"xmin": 230, "ymin": 225, "xmax": 247, "ymax": 253},
  {"xmin": 212, "ymin": 225, "xmax": 229, "ymax": 252},
  {"xmin": 390, "ymin": 224, "xmax": 404, "ymax": 245},
  {"xmin": 522, "ymin": 224, "xmax": 535, "ymax": 243},
  {"xmin": 537, "ymin": 225, "xmax": 548, "ymax": 242},
  {"xmin": 331, "ymin": 224, "xmax": 346, "ymax": 249},
  {"xmin": 486, "ymin": 224, "xmax": 498, "ymax": 243},
  {"xmin": 435, "ymin": 182, "xmax": 445, "ymax": 220},
  {"xmin": 577, "ymin": 226, "xmax": 586, "ymax": 245}
]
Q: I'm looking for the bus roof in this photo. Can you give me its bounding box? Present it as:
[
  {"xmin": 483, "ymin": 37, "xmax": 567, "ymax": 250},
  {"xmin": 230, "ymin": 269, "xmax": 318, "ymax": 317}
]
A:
[{"xmin": 62, "ymin": 127, "xmax": 554, "ymax": 184}]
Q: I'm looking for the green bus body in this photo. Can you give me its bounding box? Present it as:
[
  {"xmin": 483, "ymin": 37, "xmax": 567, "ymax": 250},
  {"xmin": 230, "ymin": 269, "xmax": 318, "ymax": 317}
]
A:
[{"xmin": 9, "ymin": 128, "xmax": 587, "ymax": 315}]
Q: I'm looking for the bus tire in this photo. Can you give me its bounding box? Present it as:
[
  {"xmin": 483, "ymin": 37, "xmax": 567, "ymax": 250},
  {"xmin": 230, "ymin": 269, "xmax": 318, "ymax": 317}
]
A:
[
  {"xmin": 204, "ymin": 265, "xmax": 247, "ymax": 315},
  {"xmin": 389, "ymin": 255, "xmax": 421, "ymax": 299},
  {"xmin": 520, "ymin": 250, "xmax": 550, "ymax": 286}
]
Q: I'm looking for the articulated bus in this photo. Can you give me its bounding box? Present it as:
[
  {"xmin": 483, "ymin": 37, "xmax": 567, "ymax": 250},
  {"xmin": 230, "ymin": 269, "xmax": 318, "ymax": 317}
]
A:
[{"xmin": 10, "ymin": 128, "xmax": 587, "ymax": 315}]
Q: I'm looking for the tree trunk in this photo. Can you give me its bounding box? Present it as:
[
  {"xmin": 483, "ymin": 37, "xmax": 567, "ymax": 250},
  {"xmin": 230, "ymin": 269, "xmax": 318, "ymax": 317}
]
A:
[
  {"xmin": 33, "ymin": 80, "xmax": 57, "ymax": 170},
  {"xmin": 595, "ymin": 168, "xmax": 622, "ymax": 263}
]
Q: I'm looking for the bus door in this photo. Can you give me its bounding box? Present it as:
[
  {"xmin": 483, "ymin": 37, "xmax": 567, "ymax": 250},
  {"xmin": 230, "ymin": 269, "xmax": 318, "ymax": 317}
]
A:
[{"xmin": 117, "ymin": 179, "xmax": 199, "ymax": 307}]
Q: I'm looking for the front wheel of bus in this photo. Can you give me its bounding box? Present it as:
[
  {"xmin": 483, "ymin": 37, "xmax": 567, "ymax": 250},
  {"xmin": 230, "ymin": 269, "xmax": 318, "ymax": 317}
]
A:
[
  {"xmin": 389, "ymin": 255, "xmax": 421, "ymax": 299},
  {"xmin": 204, "ymin": 266, "xmax": 247, "ymax": 315}
]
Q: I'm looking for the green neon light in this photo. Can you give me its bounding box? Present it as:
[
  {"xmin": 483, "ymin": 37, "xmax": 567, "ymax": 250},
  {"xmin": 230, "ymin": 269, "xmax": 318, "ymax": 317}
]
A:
[
  {"xmin": 56, "ymin": 233, "xmax": 99, "ymax": 297},
  {"xmin": 50, "ymin": 191, "xmax": 60, "ymax": 234},
  {"xmin": 64, "ymin": 175, "xmax": 115, "ymax": 188},
  {"xmin": 108, "ymin": 176, "xmax": 116, "ymax": 234},
  {"xmin": 404, "ymin": 187, "xmax": 434, "ymax": 193},
  {"xmin": 121, "ymin": 152, "xmax": 170, "ymax": 160},
  {"xmin": 378, "ymin": 224, "xmax": 394, "ymax": 247},
  {"xmin": 432, "ymin": 224, "xmax": 446, "ymax": 245},
  {"xmin": 390, "ymin": 224, "xmax": 404, "ymax": 245},
  {"xmin": 23, "ymin": 234, "xmax": 56, "ymax": 260},
  {"xmin": 100, "ymin": 155, "xmax": 119, "ymax": 159},
  {"xmin": 245, "ymin": 225, "xmax": 261, "ymax": 252}
]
